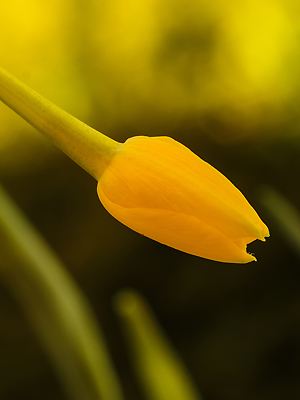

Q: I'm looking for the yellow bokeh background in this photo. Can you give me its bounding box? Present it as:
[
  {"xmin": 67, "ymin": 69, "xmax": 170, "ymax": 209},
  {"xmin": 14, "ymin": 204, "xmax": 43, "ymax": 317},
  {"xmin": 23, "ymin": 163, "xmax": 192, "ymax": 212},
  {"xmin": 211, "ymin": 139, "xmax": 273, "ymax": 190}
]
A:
[{"xmin": 1, "ymin": 0, "xmax": 299, "ymax": 164}]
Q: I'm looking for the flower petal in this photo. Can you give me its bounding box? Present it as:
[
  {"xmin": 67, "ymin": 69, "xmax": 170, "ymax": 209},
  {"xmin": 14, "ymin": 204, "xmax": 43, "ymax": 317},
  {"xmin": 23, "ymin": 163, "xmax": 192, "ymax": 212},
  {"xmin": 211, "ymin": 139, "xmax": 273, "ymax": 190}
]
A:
[
  {"xmin": 98, "ymin": 186, "xmax": 255, "ymax": 263},
  {"xmin": 97, "ymin": 135, "xmax": 269, "ymax": 263}
]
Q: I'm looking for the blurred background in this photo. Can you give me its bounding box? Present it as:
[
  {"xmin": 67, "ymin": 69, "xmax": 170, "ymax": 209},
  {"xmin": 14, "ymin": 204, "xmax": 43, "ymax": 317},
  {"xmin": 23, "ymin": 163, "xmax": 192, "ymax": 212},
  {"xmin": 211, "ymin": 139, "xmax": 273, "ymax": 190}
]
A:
[{"xmin": 0, "ymin": 0, "xmax": 300, "ymax": 399}]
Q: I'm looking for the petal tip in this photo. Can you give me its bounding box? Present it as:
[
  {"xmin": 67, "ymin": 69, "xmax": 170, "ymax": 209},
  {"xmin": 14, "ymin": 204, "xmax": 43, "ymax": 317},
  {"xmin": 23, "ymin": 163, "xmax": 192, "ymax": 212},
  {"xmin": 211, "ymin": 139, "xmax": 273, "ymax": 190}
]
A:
[
  {"xmin": 259, "ymin": 224, "xmax": 270, "ymax": 241},
  {"xmin": 243, "ymin": 252, "xmax": 257, "ymax": 263}
]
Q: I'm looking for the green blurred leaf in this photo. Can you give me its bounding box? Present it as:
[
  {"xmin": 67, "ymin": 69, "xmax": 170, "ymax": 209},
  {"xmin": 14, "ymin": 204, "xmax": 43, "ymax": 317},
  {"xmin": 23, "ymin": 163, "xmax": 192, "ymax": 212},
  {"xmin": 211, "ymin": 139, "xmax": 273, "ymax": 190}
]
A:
[
  {"xmin": 115, "ymin": 289, "xmax": 202, "ymax": 400},
  {"xmin": 0, "ymin": 185, "xmax": 124, "ymax": 400},
  {"xmin": 261, "ymin": 186, "xmax": 300, "ymax": 257}
]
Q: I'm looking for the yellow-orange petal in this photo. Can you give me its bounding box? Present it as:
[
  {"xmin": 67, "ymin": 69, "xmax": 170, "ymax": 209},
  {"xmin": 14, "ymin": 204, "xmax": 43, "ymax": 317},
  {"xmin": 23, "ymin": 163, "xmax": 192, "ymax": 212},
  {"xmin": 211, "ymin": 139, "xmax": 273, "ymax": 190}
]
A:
[{"xmin": 97, "ymin": 136, "xmax": 269, "ymax": 263}]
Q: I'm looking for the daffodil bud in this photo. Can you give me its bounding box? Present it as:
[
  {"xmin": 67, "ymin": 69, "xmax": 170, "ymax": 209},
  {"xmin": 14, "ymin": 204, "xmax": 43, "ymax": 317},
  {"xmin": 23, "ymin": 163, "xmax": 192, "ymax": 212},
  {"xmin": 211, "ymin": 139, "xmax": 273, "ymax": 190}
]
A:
[
  {"xmin": 98, "ymin": 136, "xmax": 269, "ymax": 263},
  {"xmin": 0, "ymin": 68, "xmax": 269, "ymax": 263}
]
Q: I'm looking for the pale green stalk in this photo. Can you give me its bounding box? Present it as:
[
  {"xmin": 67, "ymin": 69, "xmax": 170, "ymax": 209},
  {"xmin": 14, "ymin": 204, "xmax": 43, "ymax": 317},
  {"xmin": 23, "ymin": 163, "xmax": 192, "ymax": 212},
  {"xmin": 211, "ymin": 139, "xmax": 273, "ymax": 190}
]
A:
[
  {"xmin": 0, "ymin": 67, "xmax": 120, "ymax": 179},
  {"xmin": 261, "ymin": 187, "xmax": 300, "ymax": 257},
  {"xmin": 115, "ymin": 290, "xmax": 201, "ymax": 400},
  {"xmin": 0, "ymin": 185, "xmax": 124, "ymax": 400}
]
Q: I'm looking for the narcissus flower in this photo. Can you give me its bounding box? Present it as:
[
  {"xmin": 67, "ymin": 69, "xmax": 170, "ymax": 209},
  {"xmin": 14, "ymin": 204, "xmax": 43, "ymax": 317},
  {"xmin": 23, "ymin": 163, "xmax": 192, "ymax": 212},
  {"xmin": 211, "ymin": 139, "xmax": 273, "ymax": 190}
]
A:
[
  {"xmin": 98, "ymin": 136, "xmax": 269, "ymax": 263},
  {"xmin": 0, "ymin": 67, "xmax": 269, "ymax": 263}
]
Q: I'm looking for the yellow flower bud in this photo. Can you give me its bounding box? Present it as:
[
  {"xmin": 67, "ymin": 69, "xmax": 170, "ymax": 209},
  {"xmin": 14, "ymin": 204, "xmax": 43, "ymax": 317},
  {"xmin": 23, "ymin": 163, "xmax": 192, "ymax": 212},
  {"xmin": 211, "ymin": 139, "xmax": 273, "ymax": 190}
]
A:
[
  {"xmin": 98, "ymin": 136, "xmax": 269, "ymax": 263},
  {"xmin": 0, "ymin": 68, "xmax": 269, "ymax": 263}
]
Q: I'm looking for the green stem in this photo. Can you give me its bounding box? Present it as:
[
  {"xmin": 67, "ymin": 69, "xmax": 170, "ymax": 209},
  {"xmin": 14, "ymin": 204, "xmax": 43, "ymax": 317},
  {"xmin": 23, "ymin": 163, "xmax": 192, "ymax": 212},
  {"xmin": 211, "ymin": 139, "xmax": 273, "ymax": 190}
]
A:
[
  {"xmin": 0, "ymin": 67, "xmax": 120, "ymax": 179},
  {"xmin": 0, "ymin": 185, "xmax": 124, "ymax": 400}
]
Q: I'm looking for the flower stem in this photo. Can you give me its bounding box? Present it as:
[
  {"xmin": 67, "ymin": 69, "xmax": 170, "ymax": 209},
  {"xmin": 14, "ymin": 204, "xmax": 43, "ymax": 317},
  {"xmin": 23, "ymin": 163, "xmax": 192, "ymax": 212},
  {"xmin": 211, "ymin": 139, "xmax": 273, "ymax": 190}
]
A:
[
  {"xmin": 0, "ymin": 185, "xmax": 124, "ymax": 400},
  {"xmin": 0, "ymin": 67, "xmax": 120, "ymax": 179}
]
